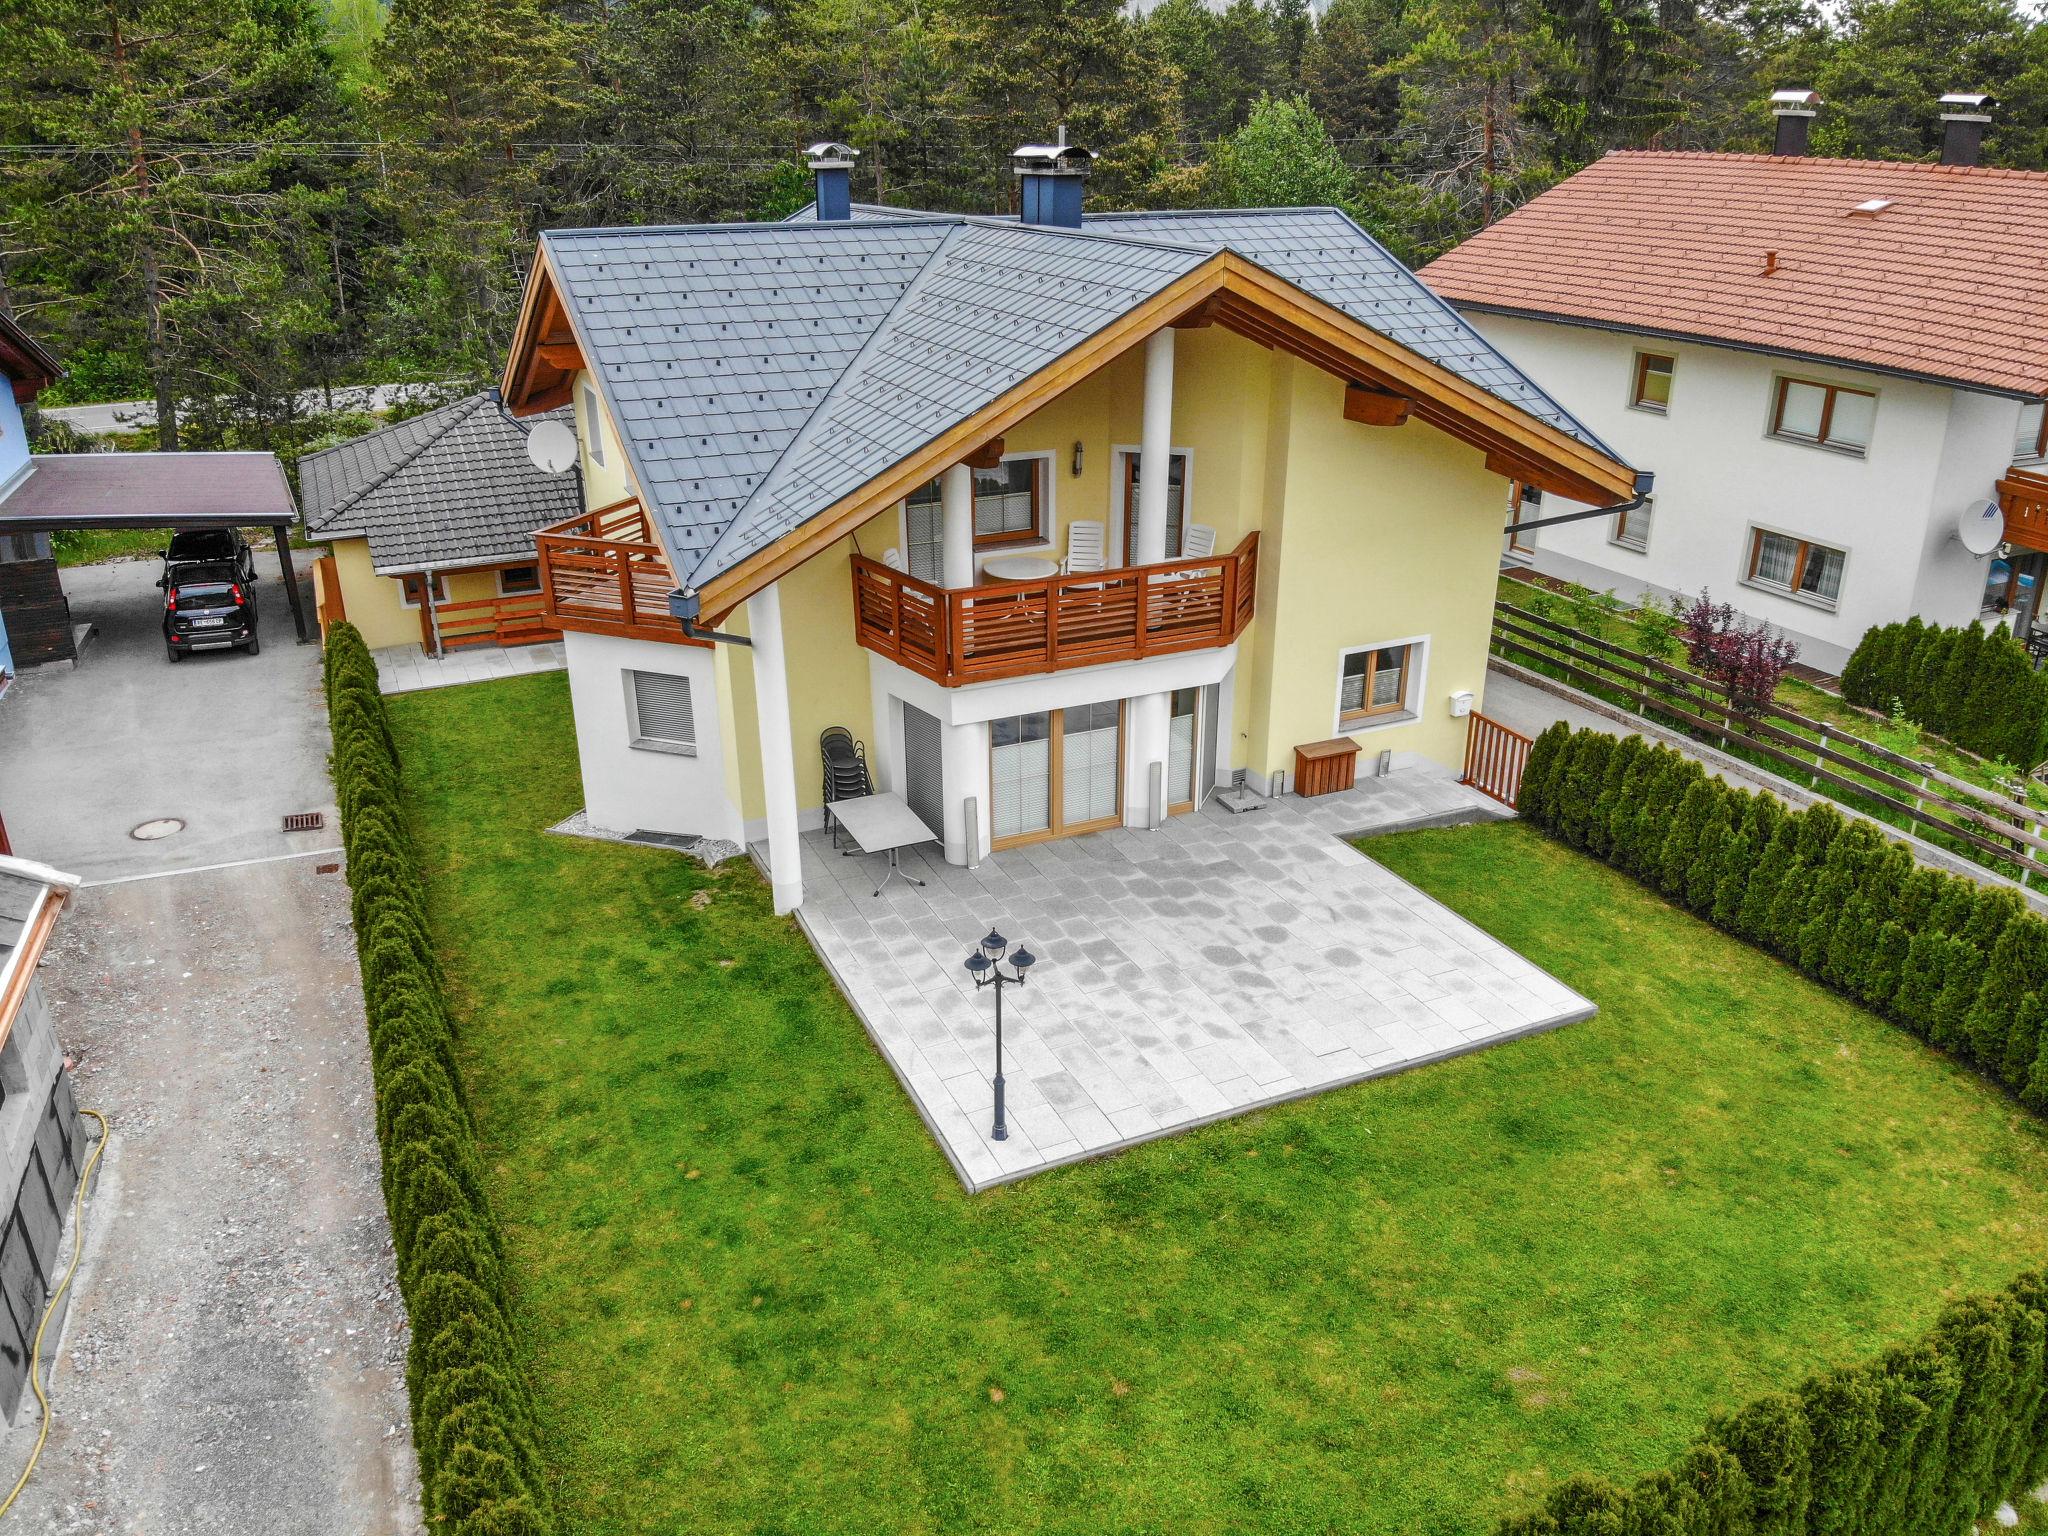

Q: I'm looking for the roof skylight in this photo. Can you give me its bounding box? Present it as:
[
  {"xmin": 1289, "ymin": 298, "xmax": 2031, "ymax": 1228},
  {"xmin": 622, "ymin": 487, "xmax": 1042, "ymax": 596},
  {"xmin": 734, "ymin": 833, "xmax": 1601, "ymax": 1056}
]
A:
[{"xmin": 1849, "ymin": 197, "xmax": 1897, "ymax": 216}]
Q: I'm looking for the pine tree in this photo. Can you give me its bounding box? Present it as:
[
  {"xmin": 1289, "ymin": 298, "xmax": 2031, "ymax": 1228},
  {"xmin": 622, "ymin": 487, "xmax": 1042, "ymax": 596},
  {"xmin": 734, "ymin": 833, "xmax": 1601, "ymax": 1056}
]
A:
[
  {"xmin": 1656, "ymin": 780, "xmax": 1717, "ymax": 899},
  {"xmin": 1559, "ymin": 731, "xmax": 1614, "ymax": 850},
  {"xmin": 1962, "ymin": 910, "xmax": 2048, "ymax": 1082},
  {"xmin": 1766, "ymin": 803, "xmax": 1843, "ymax": 960},
  {"xmin": 1931, "ymin": 887, "xmax": 2026, "ymax": 1053},
  {"xmin": 1517, "ymin": 721, "xmax": 1573, "ymax": 831},
  {"xmin": 1584, "ymin": 733, "xmax": 1641, "ymax": 861},
  {"xmin": 1798, "ymin": 820, "xmax": 1881, "ymax": 979},
  {"xmin": 1739, "ymin": 816, "xmax": 1800, "ymax": 945}
]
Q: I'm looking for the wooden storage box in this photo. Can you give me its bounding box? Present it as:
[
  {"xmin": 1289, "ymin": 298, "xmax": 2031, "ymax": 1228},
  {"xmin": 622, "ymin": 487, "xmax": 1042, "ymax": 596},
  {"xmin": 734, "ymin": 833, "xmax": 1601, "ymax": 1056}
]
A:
[{"xmin": 1294, "ymin": 737, "xmax": 1362, "ymax": 797}]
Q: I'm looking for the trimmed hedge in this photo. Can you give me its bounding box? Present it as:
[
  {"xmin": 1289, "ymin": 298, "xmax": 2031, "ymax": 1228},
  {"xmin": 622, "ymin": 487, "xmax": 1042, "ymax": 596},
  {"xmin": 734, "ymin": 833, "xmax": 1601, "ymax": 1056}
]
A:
[
  {"xmin": 1502, "ymin": 722, "xmax": 2048, "ymax": 1535},
  {"xmin": 1840, "ymin": 617, "xmax": 2048, "ymax": 768},
  {"xmin": 325, "ymin": 622, "xmax": 552, "ymax": 1534}
]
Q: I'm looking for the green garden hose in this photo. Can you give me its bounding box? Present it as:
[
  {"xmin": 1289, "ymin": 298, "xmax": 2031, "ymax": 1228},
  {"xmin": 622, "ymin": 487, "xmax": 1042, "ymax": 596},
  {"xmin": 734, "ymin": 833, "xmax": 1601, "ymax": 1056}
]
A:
[{"xmin": 0, "ymin": 1107, "xmax": 108, "ymax": 1521}]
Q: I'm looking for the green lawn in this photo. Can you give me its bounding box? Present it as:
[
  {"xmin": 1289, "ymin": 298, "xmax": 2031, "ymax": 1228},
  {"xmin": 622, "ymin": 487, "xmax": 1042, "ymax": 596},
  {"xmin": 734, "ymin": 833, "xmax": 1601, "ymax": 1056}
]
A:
[{"xmin": 390, "ymin": 671, "xmax": 2048, "ymax": 1536}]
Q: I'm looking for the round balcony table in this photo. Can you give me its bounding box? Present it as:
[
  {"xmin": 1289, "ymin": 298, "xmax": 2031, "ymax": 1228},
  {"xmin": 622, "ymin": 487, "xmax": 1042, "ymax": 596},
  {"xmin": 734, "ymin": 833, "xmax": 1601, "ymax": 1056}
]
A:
[{"xmin": 981, "ymin": 553, "xmax": 1060, "ymax": 583}]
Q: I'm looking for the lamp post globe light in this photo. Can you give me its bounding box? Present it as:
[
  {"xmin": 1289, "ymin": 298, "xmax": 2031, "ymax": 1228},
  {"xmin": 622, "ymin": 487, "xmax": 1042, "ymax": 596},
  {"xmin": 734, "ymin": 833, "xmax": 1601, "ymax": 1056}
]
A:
[{"xmin": 963, "ymin": 929, "xmax": 1035, "ymax": 1142}]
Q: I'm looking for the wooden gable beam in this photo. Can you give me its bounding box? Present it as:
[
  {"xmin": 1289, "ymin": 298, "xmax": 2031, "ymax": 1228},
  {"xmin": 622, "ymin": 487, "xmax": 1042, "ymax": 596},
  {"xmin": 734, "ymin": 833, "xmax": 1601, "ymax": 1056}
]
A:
[
  {"xmin": 1344, "ymin": 384, "xmax": 1412, "ymax": 427},
  {"xmin": 963, "ymin": 438, "xmax": 1005, "ymax": 470}
]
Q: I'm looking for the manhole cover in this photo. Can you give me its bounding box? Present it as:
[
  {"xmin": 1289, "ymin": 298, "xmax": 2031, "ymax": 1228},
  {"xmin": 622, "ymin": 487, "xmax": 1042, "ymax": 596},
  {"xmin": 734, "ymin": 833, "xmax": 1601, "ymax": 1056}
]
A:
[{"xmin": 130, "ymin": 818, "xmax": 185, "ymax": 841}]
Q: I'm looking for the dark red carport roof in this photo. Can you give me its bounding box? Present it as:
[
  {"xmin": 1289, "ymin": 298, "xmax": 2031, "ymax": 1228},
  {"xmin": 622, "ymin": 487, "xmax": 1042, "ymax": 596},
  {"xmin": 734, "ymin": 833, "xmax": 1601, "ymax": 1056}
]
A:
[{"xmin": 0, "ymin": 452, "xmax": 297, "ymax": 530}]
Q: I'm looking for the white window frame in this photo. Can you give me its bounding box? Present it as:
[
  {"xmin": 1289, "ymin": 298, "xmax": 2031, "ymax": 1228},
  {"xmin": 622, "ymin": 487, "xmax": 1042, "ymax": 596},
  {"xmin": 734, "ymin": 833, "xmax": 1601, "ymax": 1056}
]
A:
[
  {"xmin": 897, "ymin": 450, "xmax": 1060, "ymax": 580},
  {"xmin": 2017, "ymin": 400, "xmax": 2047, "ymax": 464},
  {"xmin": 397, "ymin": 571, "xmax": 447, "ymax": 609},
  {"xmin": 1610, "ymin": 497, "xmax": 1653, "ymax": 554},
  {"xmin": 496, "ymin": 562, "xmax": 541, "ymax": 597},
  {"xmin": 1332, "ymin": 634, "xmax": 1430, "ymax": 736},
  {"xmin": 1741, "ymin": 522, "xmax": 1849, "ymax": 612},
  {"xmin": 582, "ymin": 381, "xmax": 607, "ymax": 469},
  {"xmin": 624, "ymin": 668, "xmax": 697, "ymax": 756},
  {"xmin": 1109, "ymin": 444, "xmax": 1196, "ymax": 567}
]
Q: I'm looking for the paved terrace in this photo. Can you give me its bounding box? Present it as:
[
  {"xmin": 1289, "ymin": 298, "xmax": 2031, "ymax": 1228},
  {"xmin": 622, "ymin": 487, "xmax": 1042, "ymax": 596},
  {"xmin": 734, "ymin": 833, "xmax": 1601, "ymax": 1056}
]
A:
[
  {"xmin": 371, "ymin": 640, "xmax": 566, "ymax": 695},
  {"xmin": 791, "ymin": 766, "xmax": 1594, "ymax": 1191}
]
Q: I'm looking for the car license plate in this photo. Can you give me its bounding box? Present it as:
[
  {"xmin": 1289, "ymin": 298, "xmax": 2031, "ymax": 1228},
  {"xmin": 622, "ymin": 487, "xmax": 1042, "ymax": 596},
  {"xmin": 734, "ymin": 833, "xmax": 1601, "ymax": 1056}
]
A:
[{"xmin": 191, "ymin": 617, "xmax": 226, "ymax": 628}]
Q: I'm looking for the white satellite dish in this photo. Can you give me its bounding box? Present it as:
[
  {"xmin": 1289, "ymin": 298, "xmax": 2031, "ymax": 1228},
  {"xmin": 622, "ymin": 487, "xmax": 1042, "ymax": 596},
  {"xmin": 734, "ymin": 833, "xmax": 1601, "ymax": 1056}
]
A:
[
  {"xmin": 525, "ymin": 418, "xmax": 578, "ymax": 476},
  {"xmin": 1958, "ymin": 497, "xmax": 2006, "ymax": 557}
]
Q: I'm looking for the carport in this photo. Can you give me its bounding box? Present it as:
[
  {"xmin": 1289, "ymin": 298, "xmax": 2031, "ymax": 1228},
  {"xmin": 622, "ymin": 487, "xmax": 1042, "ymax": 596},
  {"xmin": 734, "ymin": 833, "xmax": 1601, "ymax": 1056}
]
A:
[{"xmin": 0, "ymin": 451, "xmax": 310, "ymax": 645}]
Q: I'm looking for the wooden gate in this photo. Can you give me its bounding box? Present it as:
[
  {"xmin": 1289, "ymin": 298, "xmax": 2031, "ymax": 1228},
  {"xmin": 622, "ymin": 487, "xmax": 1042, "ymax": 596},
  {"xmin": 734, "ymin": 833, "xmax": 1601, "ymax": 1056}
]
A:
[{"xmin": 1461, "ymin": 711, "xmax": 1534, "ymax": 809}]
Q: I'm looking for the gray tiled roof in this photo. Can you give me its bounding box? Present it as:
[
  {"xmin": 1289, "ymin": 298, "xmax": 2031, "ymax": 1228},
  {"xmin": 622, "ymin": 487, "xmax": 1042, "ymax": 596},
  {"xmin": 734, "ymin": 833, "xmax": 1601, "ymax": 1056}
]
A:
[
  {"xmin": 554, "ymin": 207, "xmax": 1621, "ymax": 594},
  {"xmin": 300, "ymin": 394, "xmax": 580, "ymax": 573}
]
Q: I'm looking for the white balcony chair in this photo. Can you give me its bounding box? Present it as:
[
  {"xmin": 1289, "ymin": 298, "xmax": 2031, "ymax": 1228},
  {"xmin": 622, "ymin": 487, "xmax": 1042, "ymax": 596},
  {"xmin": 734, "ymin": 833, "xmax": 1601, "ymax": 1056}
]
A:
[
  {"xmin": 882, "ymin": 547, "xmax": 907, "ymax": 572},
  {"xmin": 1182, "ymin": 523, "xmax": 1218, "ymax": 560},
  {"xmin": 1063, "ymin": 520, "xmax": 1107, "ymax": 576}
]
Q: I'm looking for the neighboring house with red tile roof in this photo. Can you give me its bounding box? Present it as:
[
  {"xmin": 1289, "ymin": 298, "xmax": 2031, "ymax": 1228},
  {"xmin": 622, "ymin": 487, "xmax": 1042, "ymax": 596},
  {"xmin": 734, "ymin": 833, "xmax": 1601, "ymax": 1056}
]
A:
[{"xmin": 1420, "ymin": 92, "xmax": 2048, "ymax": 670}]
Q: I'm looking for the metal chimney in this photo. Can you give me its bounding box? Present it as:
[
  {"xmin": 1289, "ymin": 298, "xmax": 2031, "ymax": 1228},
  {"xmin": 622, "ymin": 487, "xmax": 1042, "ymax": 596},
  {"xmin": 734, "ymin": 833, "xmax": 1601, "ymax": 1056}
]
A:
[
  {"xmin": 1770, "ymin": 89, "xmax": 1821, "ymax": 156},
  {"xmin": 1011, "ymin": 127, "xmax": 1096, "ymax": 229},
  {"xmin": 1939, "ymin": 93, "xmax": 1995, "ymax": 166},
  {"xmin": 804, "ymin": 141, "xmax": 859, "ymax": 221}
]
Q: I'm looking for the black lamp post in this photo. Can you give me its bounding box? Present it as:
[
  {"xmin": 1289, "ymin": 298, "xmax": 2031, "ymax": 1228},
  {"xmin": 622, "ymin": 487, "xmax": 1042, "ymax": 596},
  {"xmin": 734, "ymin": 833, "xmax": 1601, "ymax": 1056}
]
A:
[{"xmin": 964, "ymin": 929, "xmax": 1034, "ymax": 1142}]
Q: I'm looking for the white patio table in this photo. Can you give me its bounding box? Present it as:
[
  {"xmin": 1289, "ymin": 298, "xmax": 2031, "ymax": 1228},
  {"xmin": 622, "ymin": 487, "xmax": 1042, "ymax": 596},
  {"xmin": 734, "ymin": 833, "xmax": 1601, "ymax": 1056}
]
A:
[{"xmin": 825, "ymin": 792, "xmax": 940, "ymax": 896}]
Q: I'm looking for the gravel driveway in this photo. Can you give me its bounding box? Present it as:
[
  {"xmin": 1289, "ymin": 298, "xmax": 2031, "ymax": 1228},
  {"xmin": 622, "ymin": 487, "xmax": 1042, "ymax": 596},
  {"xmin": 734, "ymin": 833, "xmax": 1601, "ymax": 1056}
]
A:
[{"xmin": 0, "ymin": 560, "xmax": 421, "ymax": 1532}]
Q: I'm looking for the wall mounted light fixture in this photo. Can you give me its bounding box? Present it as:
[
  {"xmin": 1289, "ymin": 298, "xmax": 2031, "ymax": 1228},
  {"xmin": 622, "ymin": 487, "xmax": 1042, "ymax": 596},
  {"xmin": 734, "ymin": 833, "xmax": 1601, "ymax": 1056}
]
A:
[{"xmin": 1071, "ymin": 440, "xmax": 1084, "ymax": 477}]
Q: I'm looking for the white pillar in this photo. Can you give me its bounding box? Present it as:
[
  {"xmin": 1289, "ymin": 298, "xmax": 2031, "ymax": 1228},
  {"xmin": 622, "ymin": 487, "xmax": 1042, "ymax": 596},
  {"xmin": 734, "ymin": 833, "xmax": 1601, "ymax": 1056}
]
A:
[
  {"xmin": 939, "ymin": 715, "xmax": 990, "ymax": 866},
  {"xmin": 1127, "ymin": 326, "xmax": 1177, "ymax": 826},
  {"xmin": 1134, "ymin": 328, "xmax": 1175, "ymax": 566},
  {"xmin": 748, "ymin": 581, "xmax": 803, "ymax": 914},
  {"xmin": 940, "ymin": 463, "xmax": 975, "ymax": 588},
  {"xmin": 1125, "ymin": 690, "xmax": 1169, "ymax": 829}
]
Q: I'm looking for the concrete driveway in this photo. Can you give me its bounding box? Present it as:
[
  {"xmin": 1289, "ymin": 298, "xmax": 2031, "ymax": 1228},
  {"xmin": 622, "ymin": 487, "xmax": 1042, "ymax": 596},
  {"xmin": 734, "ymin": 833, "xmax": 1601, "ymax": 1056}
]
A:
[
  {"xmin": 0, "ymin": 560, "xmax": 338, "ymax": 882},
  {"xmin": 0, "ymin": 558, "xmax": 421, "ymax": 1532}
]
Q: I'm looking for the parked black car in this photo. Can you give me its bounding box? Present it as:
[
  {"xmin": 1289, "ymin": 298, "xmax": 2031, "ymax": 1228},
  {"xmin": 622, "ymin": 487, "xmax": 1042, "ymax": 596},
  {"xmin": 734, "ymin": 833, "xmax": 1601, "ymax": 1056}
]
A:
[
  {"xmin": 162, "ymin": 560, "xmax": 259, "ymax": 661},
  {"xmin": 163, "ymin": 527, "xmax": 257, "ymax": 584}
]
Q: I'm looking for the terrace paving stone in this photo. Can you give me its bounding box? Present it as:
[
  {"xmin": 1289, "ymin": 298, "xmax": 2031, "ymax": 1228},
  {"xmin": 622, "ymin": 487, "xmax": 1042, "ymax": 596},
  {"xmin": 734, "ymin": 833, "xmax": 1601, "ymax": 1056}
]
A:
[{"xmin": 782, "ymin": 762, "xmax": 1596, "ymax": 1190}]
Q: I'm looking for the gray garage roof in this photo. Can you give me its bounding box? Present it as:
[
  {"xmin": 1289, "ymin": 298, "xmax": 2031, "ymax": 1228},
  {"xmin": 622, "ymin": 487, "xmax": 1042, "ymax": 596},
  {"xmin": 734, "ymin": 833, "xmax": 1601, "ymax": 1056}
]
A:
[
  {"xmin": 549, "ymin": 207, "xmax": 1618, "ymax": 595},
  {"xmin": 301, "ymin": 393, "xmax": 579, "ymax": 574}
]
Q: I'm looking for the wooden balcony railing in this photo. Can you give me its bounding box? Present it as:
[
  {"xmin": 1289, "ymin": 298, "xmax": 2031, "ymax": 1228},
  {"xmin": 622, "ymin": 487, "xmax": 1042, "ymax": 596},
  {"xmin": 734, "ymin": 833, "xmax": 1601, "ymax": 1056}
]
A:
[
  {"xmin": 1998, "ymin": 467, "xmax": 2048, "ymax": 555},
  {"xmin": 425, "ymin": 592, "xmax": 560, "ymax": 653},
  {"xmin": 536, "ymin": 498, "xmax": 701, "ymax": 645},
  {"xmin": 851, "ymin": 532, "xmax": 1260, "ymax": 686}
]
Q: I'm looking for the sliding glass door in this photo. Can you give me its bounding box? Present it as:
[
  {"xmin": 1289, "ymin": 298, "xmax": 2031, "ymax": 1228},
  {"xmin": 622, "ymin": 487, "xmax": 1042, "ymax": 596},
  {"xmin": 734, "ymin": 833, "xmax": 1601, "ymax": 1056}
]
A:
[{"xmin": 990, "ymin": 703, "xmax": 1124, "ymax": 848}]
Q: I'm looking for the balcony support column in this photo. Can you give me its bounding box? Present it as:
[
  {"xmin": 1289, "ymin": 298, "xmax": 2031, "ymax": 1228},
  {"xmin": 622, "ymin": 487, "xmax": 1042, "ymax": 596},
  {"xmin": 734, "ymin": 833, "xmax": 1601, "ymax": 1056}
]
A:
[
  {"xmin": 939, "ymin": 716, "xmax": 990, "ymax": 867},
  {"xmin": 1125, "ymin": 325, "xmax": 1176, "ymax": 826},
  {"xmin": 941, "ymin": 463, "xmax": 976, "ymax": 589},
  {"xmin": 1134, "ymin": 328, "xmax": 1175, "ymax": 565},
  {"xmin": 747, "ymin": 580, "xmax": 804, "ymax": 915}
]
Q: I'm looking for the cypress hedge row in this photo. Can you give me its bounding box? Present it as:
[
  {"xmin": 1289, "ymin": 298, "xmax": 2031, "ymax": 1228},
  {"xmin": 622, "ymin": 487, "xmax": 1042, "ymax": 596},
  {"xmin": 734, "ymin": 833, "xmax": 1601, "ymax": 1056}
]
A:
[
  {"xmin": 1502, "ymin": 722, "xmax": 2048, "ymax": 1535},
  {"xmin": 1840, "ymin": 617, "xmax": 2048, "ymax": 768},
  {"xmin": 324, "ymin": 621, "xmax": 553, "ymax": 1536}
]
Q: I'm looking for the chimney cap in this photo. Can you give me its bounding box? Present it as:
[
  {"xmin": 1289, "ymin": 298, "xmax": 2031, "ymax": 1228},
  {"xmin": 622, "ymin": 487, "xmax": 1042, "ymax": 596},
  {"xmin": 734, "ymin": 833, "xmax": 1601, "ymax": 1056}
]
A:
[
  {"xmin": 804, "ymin": 141, "xmax": 860, "ymax": 169},
  {"xmin": 1011, "ymin": 143, "xmax": 1096, "ymax": 177},
  {"xmin": 1770, "ymin": 88, "xmax": 1822, "ymax": 111},
  {"xmin": 1939, "ymin": 91, "xmax": 1996, "ymax": 118}
]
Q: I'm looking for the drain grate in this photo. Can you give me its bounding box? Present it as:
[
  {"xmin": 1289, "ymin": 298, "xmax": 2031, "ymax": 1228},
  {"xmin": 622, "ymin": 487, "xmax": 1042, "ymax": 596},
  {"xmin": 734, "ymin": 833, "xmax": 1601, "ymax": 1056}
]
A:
[
  {"xmin": 282, "ymin": 811, "xmax": 325, "ymax": 833},
  {"xmin": 315, "ymin": 862, "xmax": 340, "ymax": 875},
  {"xmin": 625, "ymin": 829, "xmax": 698, "ymax": 850}
]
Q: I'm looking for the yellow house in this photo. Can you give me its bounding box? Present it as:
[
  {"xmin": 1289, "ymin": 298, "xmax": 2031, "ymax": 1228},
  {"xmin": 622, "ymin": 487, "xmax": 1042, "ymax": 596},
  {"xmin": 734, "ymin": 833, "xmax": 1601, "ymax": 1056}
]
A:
[
  {"xmin": 499, "ymin": 143, "xmax": 1642, "ymax": 915},
  {"xmin": 301, "ymin": 393, "xmax": 581, "ymax": 653}
]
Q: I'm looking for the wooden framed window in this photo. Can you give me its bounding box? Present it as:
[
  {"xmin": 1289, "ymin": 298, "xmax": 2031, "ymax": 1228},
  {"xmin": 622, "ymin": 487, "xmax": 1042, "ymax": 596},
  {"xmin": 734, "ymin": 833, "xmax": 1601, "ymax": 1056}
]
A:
[
  {"xmin": 1631, "ymin": 352, "xmax": 1675, "ymax": 413},
  {"xmin": 2017, "ymin": 401, "xmax": 2048, "ymax": 462},
  {"xmin": 1770, "ymin": 376, "xmax": 1876, "ymax": 454},
  {"xmin": 903, "ymin": 457, "xmax": 1048, "ymax": 580},
  {"xmin": 1746, "ymin": 527, "xmax": 1846, "ymax": 608},
  {"xmin": 1611, "ymin": 498, "xmax": 1653, "ymax": 553},
  {"xmin": 497, "ymin": 563, "xmax": 541, "ymax": 596},
  {"xmin": 626, "ymin": 669, "xmax": 696, "ymax": 755},
  {"xmin": 988, "ymin": 702, "xmax": 1122, "ymax": 848},
  {"xmin": 398, "ymin": 572, "xmax": 447, "ymax": 609},
  {"xmin": 1338, "ymin": 642, "xmax": 1417, "ymax": 728},
  {"xmin": 1507, "ymin": 483, "xmax": 1541, "ymax": 555}
]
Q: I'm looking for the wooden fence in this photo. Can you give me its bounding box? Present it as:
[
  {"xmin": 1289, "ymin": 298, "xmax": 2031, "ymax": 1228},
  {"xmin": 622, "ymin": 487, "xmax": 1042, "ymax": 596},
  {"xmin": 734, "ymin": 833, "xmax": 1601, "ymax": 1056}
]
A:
[
  {"xmin": 1462, "ymin": 711, "xmax": 1533, "ymax": 808},
  {"xmin": 1492, "ymin": 600, "xmax": 2048, "ymax": 883}
]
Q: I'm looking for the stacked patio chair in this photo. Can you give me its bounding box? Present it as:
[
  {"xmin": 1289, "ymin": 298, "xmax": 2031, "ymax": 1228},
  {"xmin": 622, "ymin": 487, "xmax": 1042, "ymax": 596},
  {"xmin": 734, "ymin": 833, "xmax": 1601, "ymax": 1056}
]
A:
[{"xmin": 820, "ymin": 727, "xmax": 873, "ymax": 850}]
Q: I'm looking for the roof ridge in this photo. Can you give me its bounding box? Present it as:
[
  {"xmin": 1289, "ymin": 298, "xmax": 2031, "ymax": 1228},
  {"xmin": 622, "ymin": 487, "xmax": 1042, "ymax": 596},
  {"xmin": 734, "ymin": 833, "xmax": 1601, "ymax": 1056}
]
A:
[
  {"xmin": 304, "ymin": 394, "xmax": 480, "ymax": 532},
  {"xmin": 1597, "ymin": 147, "xmax": 2048, "ymax": 180},
  {"xmin": 684, "ymin": 222, "xmax": 972, "ymax": 589}
]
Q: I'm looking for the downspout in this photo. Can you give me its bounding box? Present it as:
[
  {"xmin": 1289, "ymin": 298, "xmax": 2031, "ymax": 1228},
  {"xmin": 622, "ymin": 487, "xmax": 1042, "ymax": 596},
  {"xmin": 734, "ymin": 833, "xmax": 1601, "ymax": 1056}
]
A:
[
  {"xmin": 668, "ymin": 587, "xmax": 752, "ymax": 647},
  {"xmin": 1505, "ymin": 471, "xmax": 1655, "ymax": 536}
]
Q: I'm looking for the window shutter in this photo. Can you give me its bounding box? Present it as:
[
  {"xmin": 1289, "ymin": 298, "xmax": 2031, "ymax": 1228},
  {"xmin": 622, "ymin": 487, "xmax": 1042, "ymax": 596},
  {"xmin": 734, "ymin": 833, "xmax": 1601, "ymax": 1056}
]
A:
[{"xmin": 631, "ymin": 671, "xmax": 695, "ymax": 750}]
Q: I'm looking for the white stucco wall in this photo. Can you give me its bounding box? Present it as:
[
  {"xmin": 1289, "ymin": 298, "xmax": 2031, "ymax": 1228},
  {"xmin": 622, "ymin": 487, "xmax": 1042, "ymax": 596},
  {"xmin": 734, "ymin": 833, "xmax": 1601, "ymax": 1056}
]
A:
[
  {"xmin": 1470, "ymin": 314, "xmax": 2025, "ymax": 670},
  {"xmin": 562, "ymin": 629, "xmax": 745, "ymax": 845},
  {"xmin": 0, "ymin": 386, "xmax": 28, "ymax": 492}
]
